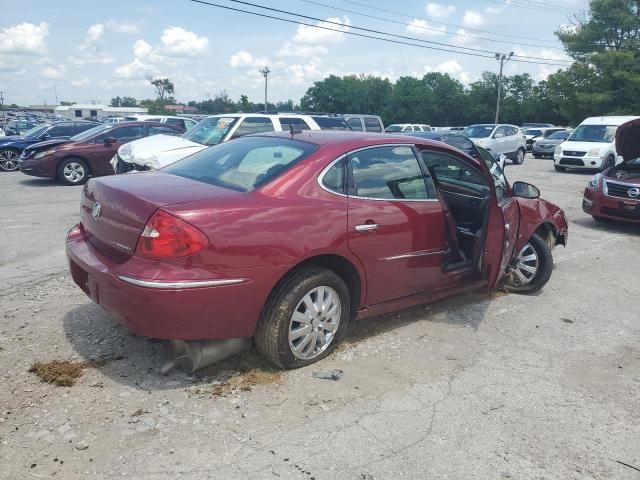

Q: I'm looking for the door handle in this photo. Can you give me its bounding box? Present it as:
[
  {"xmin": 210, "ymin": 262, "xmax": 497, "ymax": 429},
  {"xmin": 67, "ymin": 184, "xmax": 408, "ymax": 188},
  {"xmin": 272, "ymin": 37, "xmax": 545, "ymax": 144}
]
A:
[{"xmin": 355, "ymin": 223, "xmax": 380, "ymax": 232}]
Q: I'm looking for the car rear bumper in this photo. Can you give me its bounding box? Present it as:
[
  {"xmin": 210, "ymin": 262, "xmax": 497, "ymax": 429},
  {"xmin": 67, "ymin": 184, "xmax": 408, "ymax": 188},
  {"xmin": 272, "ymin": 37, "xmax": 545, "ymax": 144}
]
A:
[
  {"xmin": 65, "ymin": 227, "xmax": 285, "ymax": 340},
  {"xmin": 583, "ymin": 188, "xmax": 640, "ymax": 223}
]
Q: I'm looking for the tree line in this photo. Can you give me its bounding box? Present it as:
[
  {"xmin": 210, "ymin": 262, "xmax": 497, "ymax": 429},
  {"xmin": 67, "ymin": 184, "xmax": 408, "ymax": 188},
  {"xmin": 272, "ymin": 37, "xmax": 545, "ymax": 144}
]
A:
[{"xmin": 110, "ymin": 0, "xmax": 638, "ymax": 128}]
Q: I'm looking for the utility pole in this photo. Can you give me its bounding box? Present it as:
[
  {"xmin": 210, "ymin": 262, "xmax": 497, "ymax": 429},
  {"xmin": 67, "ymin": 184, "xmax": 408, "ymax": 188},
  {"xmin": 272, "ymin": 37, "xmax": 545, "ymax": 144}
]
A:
[
  {"xmin": 494, "ymin": 52, "xmax": 513, "ymax": 124},
  {"xmin": 259, "ymin": 66, "xmax": 271, "ymax": 111},
  {"xmin": 0, "ymin": 91, "xmax": 4, "ymax": 122},
  {"xmin": 54, "ymin": 83, "xmax": 58, "ymax": 107}
]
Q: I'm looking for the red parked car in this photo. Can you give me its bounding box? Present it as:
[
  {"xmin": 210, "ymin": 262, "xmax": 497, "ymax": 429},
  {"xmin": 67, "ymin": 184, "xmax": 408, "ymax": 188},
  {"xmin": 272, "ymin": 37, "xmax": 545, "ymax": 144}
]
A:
[
  {"xmin": 583, "ymin": 118, "xmax": 640, "ymax": 223},
  {"xmin": 66, "ymin": 132, "xmax": 568, "ymax": 368},
  {"xmin": 18, "ymin": 122, "xmax": 183, "ymax": 185}
]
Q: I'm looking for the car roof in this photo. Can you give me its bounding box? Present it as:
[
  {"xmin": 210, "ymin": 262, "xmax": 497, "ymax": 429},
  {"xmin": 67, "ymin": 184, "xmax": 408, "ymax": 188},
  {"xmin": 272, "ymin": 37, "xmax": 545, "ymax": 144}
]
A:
[
  {"xmin": 580, "ymin": 116, "xmax": 640, "ymax": 126},
  {"xmin": 259, "ymin": 130, "xmax": 445, "ymax": 148}
]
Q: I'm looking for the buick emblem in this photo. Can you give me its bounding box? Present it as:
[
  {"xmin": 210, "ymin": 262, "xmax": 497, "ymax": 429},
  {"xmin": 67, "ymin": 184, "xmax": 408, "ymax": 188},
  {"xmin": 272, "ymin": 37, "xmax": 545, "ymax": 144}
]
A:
[
  {"xmin": 92, "ymin": 202, "xmax": 102, "ymax": 220},
  {"xmin": 628, "ymin": 188, "xmax": 640, "ymax": 198}
]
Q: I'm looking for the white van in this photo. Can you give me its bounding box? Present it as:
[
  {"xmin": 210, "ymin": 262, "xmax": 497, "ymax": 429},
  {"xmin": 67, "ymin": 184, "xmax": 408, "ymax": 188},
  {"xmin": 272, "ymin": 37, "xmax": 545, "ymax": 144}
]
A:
[{"xmin": 554, "ymin": 116, "xmax": 640, "ymax": 171}]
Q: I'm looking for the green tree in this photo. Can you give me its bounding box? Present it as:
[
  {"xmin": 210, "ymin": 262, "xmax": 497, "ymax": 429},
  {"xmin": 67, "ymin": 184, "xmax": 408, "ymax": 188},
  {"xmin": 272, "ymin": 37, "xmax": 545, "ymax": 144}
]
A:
[
  {"xmin": 150, "ymin": 78, "xmax": 175, "ymax": 102},
  {"xmin": 110, "ymin": 96, "xmax": 137, "ymax": 107}
]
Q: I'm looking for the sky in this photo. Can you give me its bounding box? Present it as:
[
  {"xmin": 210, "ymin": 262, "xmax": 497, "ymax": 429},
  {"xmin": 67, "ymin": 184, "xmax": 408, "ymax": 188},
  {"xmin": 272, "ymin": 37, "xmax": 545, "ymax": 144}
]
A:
[{"xmin": 0, "ymin": 0, "xmax": 590, "ymax": 107}]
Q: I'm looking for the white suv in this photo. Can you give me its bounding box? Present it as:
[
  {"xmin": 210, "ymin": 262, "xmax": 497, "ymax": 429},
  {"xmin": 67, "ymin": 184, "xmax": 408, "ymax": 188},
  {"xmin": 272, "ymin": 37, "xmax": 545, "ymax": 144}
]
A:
[
  {"xmin": 463, "ymin": 124, "xmax": 527, "ymax": 165},
  {"xmin": 123, "ymin": 114, "xmax": 198, "ymax": 131},
  {"xmin": 112, "ymin": 113, "xmax": 350, "ymax": 172},
  {"xmin": 385, "ymin": 123, "xmax": 432, "ymax": 133}
]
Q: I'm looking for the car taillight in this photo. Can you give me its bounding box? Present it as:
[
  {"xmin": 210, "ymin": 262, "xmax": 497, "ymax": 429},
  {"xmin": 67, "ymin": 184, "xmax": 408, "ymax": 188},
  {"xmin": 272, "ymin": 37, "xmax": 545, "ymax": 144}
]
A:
[{"xmin": 135, "ymin": 209, "xmax": 208, "ymax": 258}]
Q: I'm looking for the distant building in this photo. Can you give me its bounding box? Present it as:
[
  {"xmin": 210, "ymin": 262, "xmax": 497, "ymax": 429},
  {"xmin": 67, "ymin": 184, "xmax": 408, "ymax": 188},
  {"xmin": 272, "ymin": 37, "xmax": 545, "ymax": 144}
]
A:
[
  {"xmin": 54, "ymin": 104, "xmax": 147, "ymax": 120},
  {"xmin": 164, "ymin": 104, "xmax": 198, "ymax": 114}
]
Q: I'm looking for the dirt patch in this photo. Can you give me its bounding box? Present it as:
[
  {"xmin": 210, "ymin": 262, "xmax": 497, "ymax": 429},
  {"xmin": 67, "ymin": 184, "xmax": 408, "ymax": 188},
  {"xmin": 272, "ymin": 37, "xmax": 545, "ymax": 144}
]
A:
[{"xmin": 29, "ymin": 361, "xmax": 93, "ymax": 387}]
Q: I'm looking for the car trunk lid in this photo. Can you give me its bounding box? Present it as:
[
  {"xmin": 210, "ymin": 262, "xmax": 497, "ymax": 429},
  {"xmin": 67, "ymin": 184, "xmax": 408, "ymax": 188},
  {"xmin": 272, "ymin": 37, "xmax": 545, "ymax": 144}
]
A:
[{"xmin": 81, "ymin": 171, "xmax": 240, "ymax": 262}]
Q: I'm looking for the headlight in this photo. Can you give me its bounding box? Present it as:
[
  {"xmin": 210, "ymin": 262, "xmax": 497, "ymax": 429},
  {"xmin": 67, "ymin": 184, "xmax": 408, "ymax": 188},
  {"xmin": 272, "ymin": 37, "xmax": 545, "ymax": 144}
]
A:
[
  {"xmin": 555, "ymin": 145, "xmax": 562, "ymax": 155},
  {"xmin": 34, "ymin": 149, "xmax": 55, "ymax": 159},
  {"xmin": 118, "ymin": 144, "xmax": 131, "ymax": 159},
  {"xmin": 587, "ymin": 148, "xmax": 601, "ymax": 157},
  {"xmin": 588, "ymin": 174, "xmax": 601, "ymax": 190}
]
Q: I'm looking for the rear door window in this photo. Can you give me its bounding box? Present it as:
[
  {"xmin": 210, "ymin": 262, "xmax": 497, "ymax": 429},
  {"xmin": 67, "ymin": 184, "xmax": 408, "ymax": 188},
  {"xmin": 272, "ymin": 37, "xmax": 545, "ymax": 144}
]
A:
[
  {"xmin": 165, "ymin": 118, "xmax": 185, "ymax": 129},
  {"xmin": 364, "ymin": 117, "xmax": 382, "ymax": 132},
  {"xmin": 349, "ymin": 145, "xmax": 435, "ymax": 200},
  {"xmin": 311, "ymin": 116, "xmax": 352, "ymax": 131},
  {"xmin": 47, "ymin": 124, "xmax": 75, "ymax": 137},
  {"xmin": 231, "ymin": 117, "xmax": 275, "ymax": 138},
  {"xmin": 279, "ymin": 117, "xmax": 311, "ymax": 131},
  {"xmin": 346, "ymin": 118, "xmax": 363, "ymax": 131}
]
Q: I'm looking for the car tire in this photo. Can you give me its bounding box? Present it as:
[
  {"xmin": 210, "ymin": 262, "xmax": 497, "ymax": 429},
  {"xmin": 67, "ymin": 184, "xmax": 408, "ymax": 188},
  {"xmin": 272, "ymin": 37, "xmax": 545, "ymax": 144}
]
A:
[
  {"xmin": 0, "ymin": 148, "xmax": 20, "ymax": 172},
  {"xmin": 533, "ymin": 154, "xmax": 541, "ymax": 159},
  {"xmin": 504, "ymin": 234, "xmax": 553, "ymax": 294},
  {"xmin": 601, "ymin": 155, "xmax": 615, "ymax": 172},
  {"xmin": 592, "ymin": 215, "xmax": 609, "ymax": 223},
  {"xmin": 255, "ymin": 266, "xmax": 350, "ymax": 369},
  {"xmin": 513, "ymin": 148, "xmax": 525, "ymax": 165},
  {"xmin": 57, "ymin": 157, "xmax": 90, "ymax": 185},
  {"xmin": 554, "ymin": 165, "xmax": 566, "ymax": 172}
]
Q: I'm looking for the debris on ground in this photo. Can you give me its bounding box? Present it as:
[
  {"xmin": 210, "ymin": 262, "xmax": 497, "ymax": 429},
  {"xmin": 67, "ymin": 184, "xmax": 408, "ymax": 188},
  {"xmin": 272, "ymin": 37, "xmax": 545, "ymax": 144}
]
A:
[
  {"xmin": 28, "ymin": 360, "xmax": 93, "ymax": 387},
  {"xmin": 561, "ymin": 317, "xmax": 574, "ymax": 323},
  {"xmin": 312, "ymin": 370, "xmax": 344, "ymax": 381}
]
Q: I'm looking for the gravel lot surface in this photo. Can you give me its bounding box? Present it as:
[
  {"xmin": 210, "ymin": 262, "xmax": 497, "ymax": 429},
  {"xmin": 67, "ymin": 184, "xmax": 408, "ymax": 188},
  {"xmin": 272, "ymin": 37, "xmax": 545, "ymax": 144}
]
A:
[{"xmin": 1, "ymin": 157, "xmax": 639, "ymax": 480}]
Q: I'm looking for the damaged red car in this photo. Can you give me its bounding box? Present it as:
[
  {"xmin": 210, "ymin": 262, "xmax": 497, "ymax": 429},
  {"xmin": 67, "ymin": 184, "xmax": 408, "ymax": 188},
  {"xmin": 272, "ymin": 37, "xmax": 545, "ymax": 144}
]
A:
[
  {"xmin": 583, "ymin": 118, "xmax": 640, "ymax": 223},
  {"xmin": 66, "ymin": 132, "xmax": 568, "ymax": 368}
]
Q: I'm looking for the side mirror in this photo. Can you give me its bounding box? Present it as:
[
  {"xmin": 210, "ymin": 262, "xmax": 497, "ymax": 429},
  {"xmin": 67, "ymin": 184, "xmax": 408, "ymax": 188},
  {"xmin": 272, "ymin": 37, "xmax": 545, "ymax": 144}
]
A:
[
  {"xmin": 512, "ymin": 181, "xmax": 540, "ymax": 199},
  {"xmin": 493, "ymin": 133, "xmax": 504, "ymax": 139},
  {"xmin": 104, "ymin": 137, "xmax": 117, "ymax": 145}
]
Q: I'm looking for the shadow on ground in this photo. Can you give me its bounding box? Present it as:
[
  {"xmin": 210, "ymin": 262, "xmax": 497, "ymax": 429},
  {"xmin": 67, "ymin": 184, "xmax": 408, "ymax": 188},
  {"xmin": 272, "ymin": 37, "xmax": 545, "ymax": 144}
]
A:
[
  {"xmin": 573, "ymin": 216, "xmax": 640, "ymax": 236},
  {"xmin": 63, "ymin": 289, "xmax": 491, "ymax": 391}
]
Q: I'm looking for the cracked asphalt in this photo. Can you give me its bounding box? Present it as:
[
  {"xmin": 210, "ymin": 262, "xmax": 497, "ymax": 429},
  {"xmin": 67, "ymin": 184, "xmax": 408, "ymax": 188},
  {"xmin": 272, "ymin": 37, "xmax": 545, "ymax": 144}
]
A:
[{"xmin": 1, "ymin": 157, "xmax": 640, "ymax": 480}]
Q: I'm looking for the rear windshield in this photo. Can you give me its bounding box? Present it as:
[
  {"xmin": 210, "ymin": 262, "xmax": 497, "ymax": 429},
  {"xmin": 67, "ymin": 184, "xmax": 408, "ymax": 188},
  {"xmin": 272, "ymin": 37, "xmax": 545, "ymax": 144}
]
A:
[
  {"xmin": 385, "ymin": 125, "xmax": 404, "ymax": 132},
  {"xmin": 524, "ymin": 129, "xmax": 543, "ymax": 136},
  {"xmin": 311, "ymin": 116, "xmax": 352, "ymax": 131},
  {"xmin": 182, "ymin": 116, "xmax": 239, "ymax": 145},
  {"xmin": 163, "ymin": 136, "xmax": 318, "ymax": 192}
]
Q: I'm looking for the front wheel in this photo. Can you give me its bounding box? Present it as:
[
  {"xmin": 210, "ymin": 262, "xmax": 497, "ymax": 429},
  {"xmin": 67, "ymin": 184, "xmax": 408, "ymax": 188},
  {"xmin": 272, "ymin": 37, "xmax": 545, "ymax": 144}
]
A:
[
  {"xmin": 554, "ymin": 165, "xmax": 566, "ymax": 172},
  {"xmin": 255, "ymin": 267, "xmax": 350, "ymax": 369},
  {"xmin": 504, "ymin": 234, "xmax": 553, "ymax": 294},
  {"xmin": 0, "ymin": 148, "xmax": 20, "ymax": 171},
  {"xmin": 513, "ymin": 148, "xmax": 525, "ymax": 165},
  {"xmin": 601, "ymin": 155, "xmax": 615, "ymax": 172},
  {"xmin": 57, "ymin": 157, "xmax": 89, "ymax": 185}
]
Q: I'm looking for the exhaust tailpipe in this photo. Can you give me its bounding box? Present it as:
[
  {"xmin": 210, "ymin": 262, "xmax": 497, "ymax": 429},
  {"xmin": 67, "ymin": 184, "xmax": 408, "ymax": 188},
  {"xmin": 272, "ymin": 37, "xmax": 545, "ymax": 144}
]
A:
[{"xmin": 160, "ymin": 338, "xmax": 252, "ymax": 374}]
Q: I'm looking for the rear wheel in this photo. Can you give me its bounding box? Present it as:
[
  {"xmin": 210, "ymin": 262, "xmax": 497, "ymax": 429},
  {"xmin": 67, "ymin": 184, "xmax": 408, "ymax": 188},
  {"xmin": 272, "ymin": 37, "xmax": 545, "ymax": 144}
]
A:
[
  {"xmin": 57, "ymin": 157, "xmax": 89, "ymax": 185},
  {"xmin": 554, "ymin": 165, "xmax": 566, "ymax": 172},
  {"xmin": 255, "ymin": 267, "xmax": 350, "ymax": 369},
  {"xmin": 513, "ymin": 148, "xmax": 525, "ymax": 165},
  {"xmin": 533, "ymin": 154, "xmax": 541, "ymax": 159},
  {"xmin": 504, "ymin": 234, "xmax": 553, "ymax": 294},
  {"xmin": 601, "ymin": 155, "xmax": 615, "ymax": 172},
  {"xmin": 0, "ymin": 148, "xmax": 20, "ymax": 171}
]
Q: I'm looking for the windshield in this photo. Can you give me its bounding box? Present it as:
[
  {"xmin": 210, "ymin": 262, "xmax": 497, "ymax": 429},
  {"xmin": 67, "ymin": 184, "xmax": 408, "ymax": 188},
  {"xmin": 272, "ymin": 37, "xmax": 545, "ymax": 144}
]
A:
[
  {"xmin": 385, "ymin": 125, "xmax": 403, "ymax": 132},
  {"xmin": 548, "ymin": 131, "xmax": 569, "ymax": 140},
  {"xmin": 70, "ymin": 124, "xmax": 112, "ymax": 142},
  {"xmin": 24, "ymin": 125, "xmax": 49, "ymax": 138},
  {"xmin": 463, "ymin": 125, "xmax": 494, "ymax": 138},
  {"xmin": 568, "ymin": 124, "xmax": 617, "ymax": 143},
  {"xmin": 164, "ymin": 136, "xmax": 318, "ymax": 191},
  {"xmin": 182, "ymin": 116, "xmax": 238, "ymax": 145},
  {"xmin": 524, "ymin": 129, "xmax": 543, "ymax": 136}
]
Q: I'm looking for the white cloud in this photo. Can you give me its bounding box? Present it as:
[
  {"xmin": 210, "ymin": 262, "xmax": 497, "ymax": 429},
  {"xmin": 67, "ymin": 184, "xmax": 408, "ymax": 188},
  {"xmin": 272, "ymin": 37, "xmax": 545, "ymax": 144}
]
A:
[
  {"xmin": 293, "ymin": 16, "xmax": 351, "ymax": 44},
  {"xmin": 280, "ymin": 58, "xmax": 324, "ymax": 86},
  {"xmin": 71, "ymin": 77, "xmax": 90, "ymax": 87},
  {"xmin": 230, "ymin": 50, "xmax": 257, "ymax": 68},
  {"xmin": 113, "ymin": 58, "xmax": 155, "ymax": 79},
  {"xmin": 105, "ymin": 20, "xmax": 140, "ymax": 34},
  {"xmin": 0, "ymin": 22, "xmax": 49, "ymax": 54},
  {"xmin": 453, "ymin": 29, "xmax": 478, "ymax": 46},
  {"xmin": 278, "ymin": 41, "xmax": 328, "ymax": 58},
  {"xmin": 462, "ymin": 10, "xmax": 485, "ymax": 28},
  {"xmin": 133, "ymin": 39, "xmax": 154, "ymax": 59},
  {"xmin": 406, "ymin": 19, "xmax": 447, "ymax": 36},
  {"xmin": 160, "ymin": 26, "xmax": 208, "ymax": 57},
  {"xmin": 41, "ymin": 65, "xmax": 65, "ymax": 79},
  {"xmin": 86, "ymin": 23, "xmax": 105, "ymax": 42},
  {"xmin": 425, "ymin": 2, "xmax": 456, "ymax": 19}
]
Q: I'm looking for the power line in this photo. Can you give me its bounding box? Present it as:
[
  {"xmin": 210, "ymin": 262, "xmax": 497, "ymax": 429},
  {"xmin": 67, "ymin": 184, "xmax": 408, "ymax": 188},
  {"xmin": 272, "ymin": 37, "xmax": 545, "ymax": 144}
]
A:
[
  {"xmin": 298, "ymin": 0, "xmax": 569, "ymax": 51},
  {"xmin": 186, "ymin": 0, "xmax": 573, "ymax": 67},
  {"xmin": 339, "ymin": 0, "xmax": 564, "ymax": 44},
  {"xmin": 216, "ymin": 0, "xmax": 573, "ymax": 64},
  {"xmin": 482, "ymin": 0, "xmax": 581, "ymax": 15}
]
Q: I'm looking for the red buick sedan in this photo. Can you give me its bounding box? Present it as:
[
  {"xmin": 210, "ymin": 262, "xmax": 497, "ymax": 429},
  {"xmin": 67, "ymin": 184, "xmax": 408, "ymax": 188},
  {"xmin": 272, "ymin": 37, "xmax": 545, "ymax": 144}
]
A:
[
  {"xmin": 66, "ymin": 132, "xmax": 568, "ymax": 368},
  {"xmin": 583, "ymin": 118, "xmax": 640, "ymax": 223}
]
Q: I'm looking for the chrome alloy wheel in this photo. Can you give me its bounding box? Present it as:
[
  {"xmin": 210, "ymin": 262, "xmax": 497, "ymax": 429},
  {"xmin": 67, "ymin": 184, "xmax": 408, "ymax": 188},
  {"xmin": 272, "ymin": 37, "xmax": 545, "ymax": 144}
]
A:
[
  {"xmin": 508, "ymin": 243, "xmax": 539, "ymax": 286},
  {"xmin": 288, "ymin": 286, "xmax": 341, "ymax": 360},
  {"xmin": 515, "ymin": 149, "xmax": 525, "ymax": 164},
  {"xmin": 63, "ymin": 162, "xmax": 86, "ymax": 183},
  {"xmin": 0, "ymin": 150, "xmax": 19, "ymax": 171}
]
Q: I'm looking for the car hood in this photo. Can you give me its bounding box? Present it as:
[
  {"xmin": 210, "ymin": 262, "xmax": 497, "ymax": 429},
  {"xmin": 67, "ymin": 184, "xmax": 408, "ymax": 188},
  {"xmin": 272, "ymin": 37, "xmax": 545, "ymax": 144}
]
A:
[
  {"xmin": 23, "ymin": 138, "xmax": 71, "ymax": 153},
  {"xmin": 536, "ymin": 138, "xmax": 564, "ymax": 146},
  {"xmin": 558, "ymin": 140, "xmax": 612, "ymax": 151},
  {"xmin": 118, "ymin": 134, "xmax": 206, "ymax": 170},
  {"xmin": 615, "ymin": 118, "xmax": 640, "ymax": 161},
  {"xmin": 0, "ymin": 135, "xmax": 26, "ymax": 145}
]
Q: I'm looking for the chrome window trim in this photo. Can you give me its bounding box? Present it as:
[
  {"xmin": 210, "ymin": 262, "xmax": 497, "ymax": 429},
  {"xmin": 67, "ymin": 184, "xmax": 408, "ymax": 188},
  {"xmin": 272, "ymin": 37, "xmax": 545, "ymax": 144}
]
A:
[
  {"xmin": 382, "ymin": 249, "xmax": 446, "ymax": 261},
  {"xmin": 117, "ymin": 276, "xmax": 248, "ymax": 289},
  {"xmin": 316, "ymin": 143, "xmax": 439, "ymax": 202}
]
